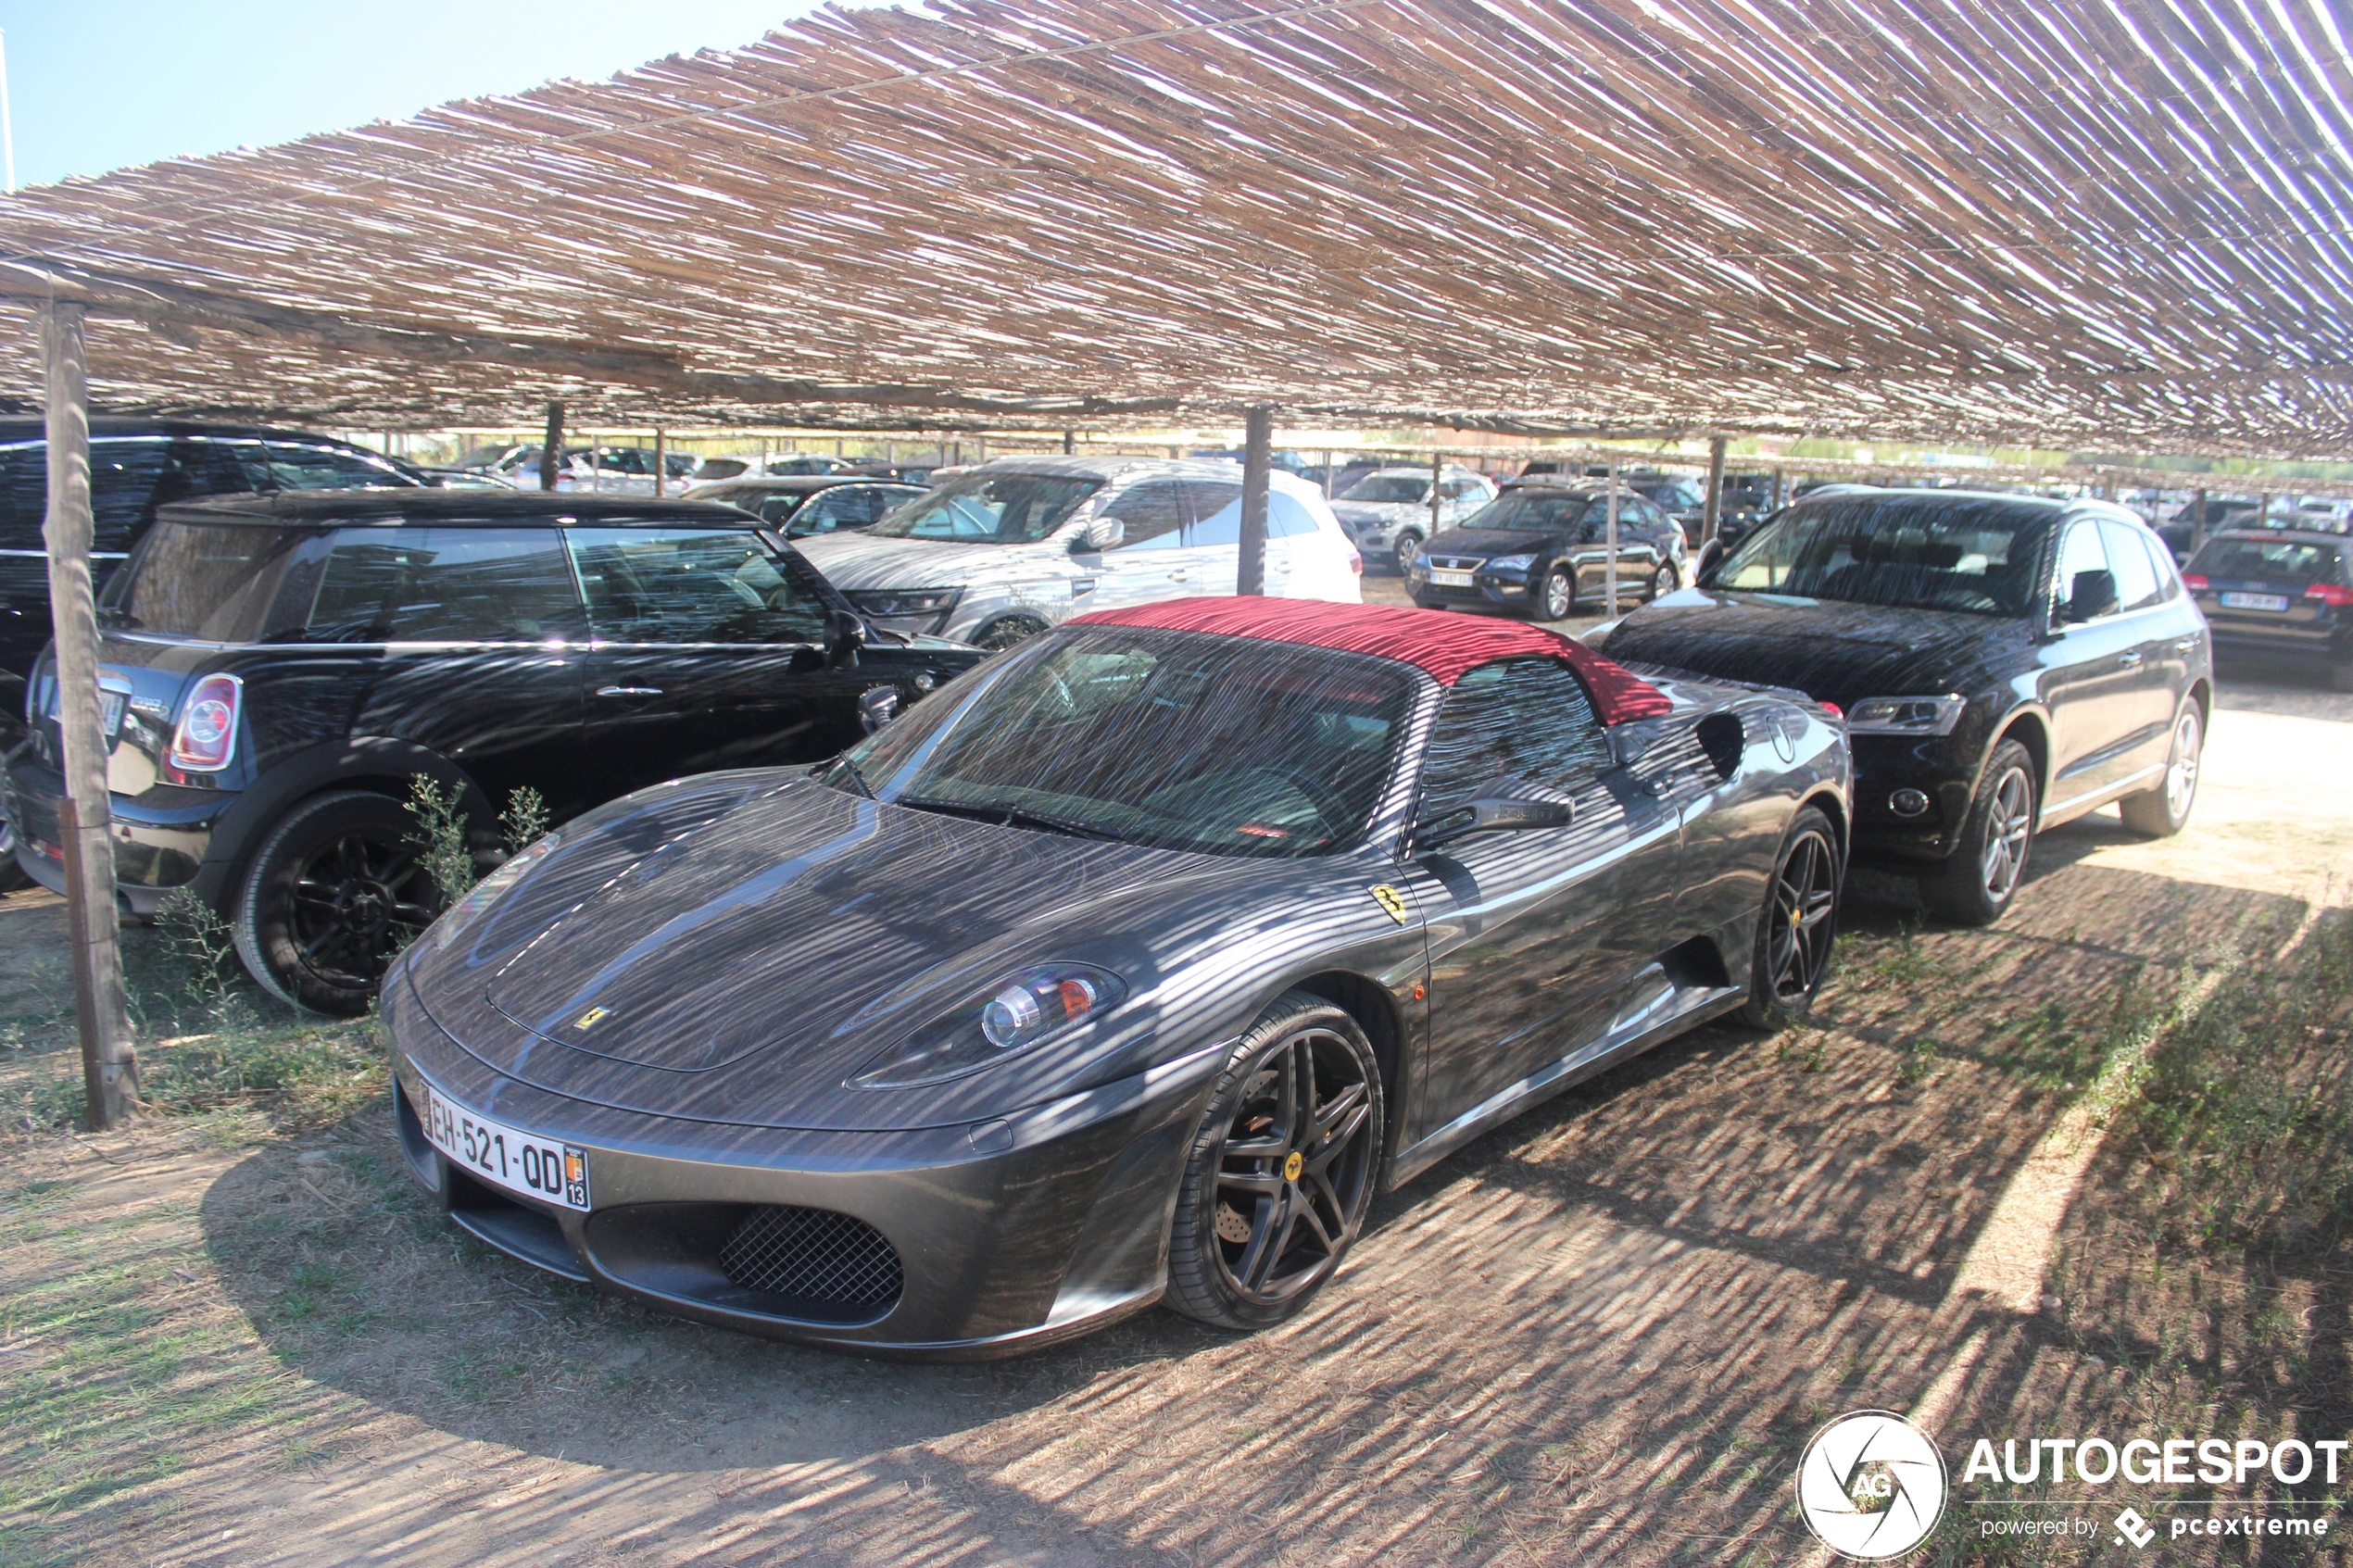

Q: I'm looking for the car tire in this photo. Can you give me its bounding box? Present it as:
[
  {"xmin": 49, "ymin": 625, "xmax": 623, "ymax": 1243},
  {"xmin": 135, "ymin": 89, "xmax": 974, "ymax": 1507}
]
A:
[
  {"xmin": 233, "ymin": 789, "xmax": 445, "ymax": 1016},
  {"xmin": 1533, "ymin": 566, "xmax": 1574, "ymax": 621},
  {"xmin": 1648, "ymin": 560, "xmax": 1679, "ymax": 598},
  {"xmin": 973, "ymin": 615, "xmax": 1049, "ymax": 652},
  {"xmin": 1741, "ymin": 804, "xmax": 1840, "ymax": 1030},
  {"xmin": 1391, "ymin": 533, "xmax": 1425, "ymax": 575},
  {"xmin": 1165, "ymin": 990, "xmax": 1384, "ymax": 1331},
  {"xmin": 1919, "ymin": 738, "xmax": 2038, "ymax": 927},
  {"xmin": 2118, "ymin": 699, "xmax": 2202, "ymax": 838},
  {"xmin": 0, "ymin": 815, "xmax": 31, "ymax": 893}
]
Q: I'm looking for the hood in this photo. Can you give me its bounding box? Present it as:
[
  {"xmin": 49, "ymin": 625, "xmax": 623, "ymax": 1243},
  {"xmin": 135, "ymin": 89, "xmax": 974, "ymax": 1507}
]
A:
[
  {"xmin": 795, "ymin": 530, "xmax": 1066, "ymax": 591},
  {"xmin": 1599, "ymin": 591, "xmax": 2032, "ymax": 706},
  {"xmin": 1423, "ymin": 526, "xmax": 1563, "ymax": 558},
  {"xmin": 414, "ymin": 778, "xmax": 1227, "ymax": 1127}
]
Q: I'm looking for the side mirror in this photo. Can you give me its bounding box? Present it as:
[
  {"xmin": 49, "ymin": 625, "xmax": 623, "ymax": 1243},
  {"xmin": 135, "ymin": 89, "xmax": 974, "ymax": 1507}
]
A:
[
  {"xmin": 2067, "ymin": 569, "xmax": 2119, "ymax": 622},
  {"xmin": 1073, "ymin": 516, "xmax": 1126, "ymax": 552},
  {"xmin": 826, "ymin": 609, "xmax": 867, "ymax": 668},
  {"xmin": 1413, "ymin": 776, "xmax": 1575, "ymax": 850},
  {"xmin": 858, "ymin": 685, "xmax": 900, "ymax": 734}
]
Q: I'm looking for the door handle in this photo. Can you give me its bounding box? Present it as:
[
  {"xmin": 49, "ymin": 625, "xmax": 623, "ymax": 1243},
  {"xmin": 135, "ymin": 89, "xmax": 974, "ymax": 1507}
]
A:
[
  {"xmin": 2173, "ymin": 637, "xmax": 2200, "ymax": 653},
  {"xmin": 596, "ymin": 685, "xmax": 663, "ymax": 697},
  {"xmin": 2117, "ymin": 652, "xmax": 2143, "ymax": 669}
]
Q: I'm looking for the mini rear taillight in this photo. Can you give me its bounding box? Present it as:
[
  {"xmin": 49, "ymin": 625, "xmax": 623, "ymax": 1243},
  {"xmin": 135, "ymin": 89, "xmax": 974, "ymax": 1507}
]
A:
[
  {"xmin": 2306, "ymin": 582, "xmax": 2353, "ymax": 607},
  {"xmin": 1348, "ymin": 550, "xmax": 1364, "ymax": 574},
  {"xmin": 2182, "ymin": 573, "xmax": 2209, "ymax": 591},
  {"xmin": 169, "ymin": 673, "xmax": 242, "ymax": 771},
  {"xmin": 1818, "ymin": 701, "xmax": 1843, "ymax": 720}
]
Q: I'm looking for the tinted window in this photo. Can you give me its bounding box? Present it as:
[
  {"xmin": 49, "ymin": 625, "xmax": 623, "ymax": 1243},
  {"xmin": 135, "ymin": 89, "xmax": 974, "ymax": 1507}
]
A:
[
  {"xmin": 2191, "ymin": 536, "xmax": 2344, "ymax": 586},
  {"xmin": 102, "ymin": 521, "xmax": 321, "ymax": 643},
  {"xmin": 868, "ymin": 471, "xmax": 1101, "ymax": 544},
  {"xmin": 87, "ymin": 439, "xmax": 214, "ymax": 552},
  {"xmin": 1189, "ymin": 486, "xmax": 1322, "ymax": 543},
  {"xmin": 1462, "ymin": 490, "xmax": 1589, "ymax": 534},
  {"xmin": 828, "ymin": 627, "xmax": 1414, "ymax": 857},
  {"xmin": 305, "ymin": 527, "xmax": 582, "ymax": 642},
  {"xmin": 1416, "ymin": 659, "xmax": 1610, "ymax": 822},
  {"xmin": 566, "ymin": 527, "xmax": 828, "ymax": 645},
  {"xmin": 0, "ymin": 445, "xmax": 44, "ymax": 549},
  {"xmin": 1341, "ymin": 474, "xmax": 1428, "ymax": 505},
  {"xmin": 1716, "ymin": 495, "xmax": 2055, "ymax": 615},
  {"xmin": 257, "ymin": 442, "xmax": 411, "ymax": 492},
  {"xmin": 1101, "ymin": 479, "xmax": 1188, "ymax": 550},
  {"xmin": 2099, "ymin": 520, "xmax": 2162, "ymax": 611}
]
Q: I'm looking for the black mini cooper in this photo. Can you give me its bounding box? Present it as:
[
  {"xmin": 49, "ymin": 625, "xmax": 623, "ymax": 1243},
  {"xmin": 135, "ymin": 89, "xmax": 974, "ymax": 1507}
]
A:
[
  {"xmin": 1601, "ymin": 488, "xmax": 2212, "ymax": 924},
  {"xmin": 2, "ymin": 491, "xmax": 982, "ymax": 1011}
]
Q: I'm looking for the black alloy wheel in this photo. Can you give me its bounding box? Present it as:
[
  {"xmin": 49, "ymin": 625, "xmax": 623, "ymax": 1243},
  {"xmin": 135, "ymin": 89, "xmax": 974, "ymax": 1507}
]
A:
[
  {"xmin": 974, "ymin": 614, "xmax": 1049, "ymax": 651},
  {"xmin": 0, "ymin": 815, "xmax": 31, "ymax": 893},
  {"xmin": 234, "ymin": 789, "xmax": 445, "ymax": 1015},
  {"xmin": 1166, "ymin": 991, "xmax": 1384, "ymax": 1329},
  {"xmin": 1537, "ymin": 566, "xmax": 1575, "ymax": 621},
  {"xmin": 1392, "ymin": 533, "xmax": 1425, "ymax": 575},
  {"xmin": 1920, "ymin": 737, "xmax": 2038, "ymax": 926},
  {"xmin": 1742, "ymin": 804, "xmax": 1841, "ymax": 1029}
]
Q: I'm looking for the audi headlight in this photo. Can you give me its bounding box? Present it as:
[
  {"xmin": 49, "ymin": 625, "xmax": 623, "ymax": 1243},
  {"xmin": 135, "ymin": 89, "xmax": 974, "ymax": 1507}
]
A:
[
  {"xmin": 849, "ymin": 588, "xmax": 962, "ymax": 618},
  {"xmin": 435, "ymin": 833, "xmax": 563, "ymax": 948},
  {"xmin": 1845, "ymin": 695, "xmax": 1967, "ymax": 736},
  {"xmin": 1485, "ymin": 553, "xmax": 1537, "ymax": 573},
  {"xmin": 847, "ymin": 961, "xmax": 1127, "ymax": 1088}
]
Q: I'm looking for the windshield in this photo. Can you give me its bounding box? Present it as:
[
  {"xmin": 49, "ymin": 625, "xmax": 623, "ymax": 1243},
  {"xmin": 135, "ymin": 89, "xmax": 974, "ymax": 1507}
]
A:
[
  {"xmin": 1341, "ymin": 474, "xmax": 1429, "ymax": 505},
  {"xmin": 824, "ymin": 627, "xmax": 1414, "ymax": 857},
  {"xmin": 2193, "ymin": 536, "xmax": 2343, "ymax": 586},
  {"xmin": 1458, "ymin": 490, "xmax": 1589, "ymax": 533},
  {"xmin": 866, "ymin": 471, "xmax": 1101, "ymax": 543},
  {"xmin": 1712, "ymin": 495, "xmax": 2054, "ymax": 616}
]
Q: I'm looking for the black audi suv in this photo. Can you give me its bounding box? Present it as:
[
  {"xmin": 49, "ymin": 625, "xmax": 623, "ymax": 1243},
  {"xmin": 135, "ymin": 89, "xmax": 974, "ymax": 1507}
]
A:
[
  {"xmin": 1600, "ymin": 488, "xmax": 2213, "ymax": 924},
  {"xmin": 2, "ymin": 491, "xmax": 982, "ymax": 1011}
]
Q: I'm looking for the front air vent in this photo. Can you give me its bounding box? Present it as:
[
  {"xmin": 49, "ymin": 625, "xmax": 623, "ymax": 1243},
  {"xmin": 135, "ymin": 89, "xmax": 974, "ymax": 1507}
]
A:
[{"xmin": 719, "ymin": 1205, "xmax": 903, "ymax": 1313}]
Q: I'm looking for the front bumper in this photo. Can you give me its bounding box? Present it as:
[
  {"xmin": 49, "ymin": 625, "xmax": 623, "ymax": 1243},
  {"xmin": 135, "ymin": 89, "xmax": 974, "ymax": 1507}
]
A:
[
  {"xmin": 1845, "ymin": 733, "xmax": 1975, "ymax": 864},
  {"xmin": 1405, "ymin": 564, "xmax": 1531, "ymax": 609},
  {"xmin": 2, "ymin": 744, "xmax": 237, "ymax": 915},
  {"xmin": 383, "ymin": 963, "xmax": 1227, "ymax": 1359}
]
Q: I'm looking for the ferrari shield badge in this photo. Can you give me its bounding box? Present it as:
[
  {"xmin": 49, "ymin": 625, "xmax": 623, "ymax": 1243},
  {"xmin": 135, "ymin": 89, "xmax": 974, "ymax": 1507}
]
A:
[
  {"xmin": 1369, "ymin": 884, "xmax": 1409, "ymax": 924},
  {"xmin": 572, "ymin": 1006, "xmax": 612, "ymax": 1031}
]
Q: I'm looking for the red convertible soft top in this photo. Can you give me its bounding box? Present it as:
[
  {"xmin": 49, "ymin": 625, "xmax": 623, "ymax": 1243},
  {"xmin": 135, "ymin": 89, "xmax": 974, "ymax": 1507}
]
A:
[{"xmin": 1065, "ymin": 596, "xmax": 1674, "ymax": 724}]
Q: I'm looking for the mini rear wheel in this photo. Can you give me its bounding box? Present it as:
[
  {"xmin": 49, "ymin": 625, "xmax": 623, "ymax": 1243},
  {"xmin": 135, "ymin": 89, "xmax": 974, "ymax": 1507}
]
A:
[
  {"xmin": 1742, "ymin": 805, "xmax": 1840, "ymax": 1029},
  {"xmin": 1166, "ymin": 992, "xmax": 1383, "ymax": 1330},
  {"xmin": 1919, "ymin": 739, "xmax": 2037, "ymax": 926},
  {"xmin": 234, "ymin": 789, "xmax": 443, "ymax": 1015},
  {"xmin": 2118, "ymin": 700, "xmax": 2201, "ymax": 837}
]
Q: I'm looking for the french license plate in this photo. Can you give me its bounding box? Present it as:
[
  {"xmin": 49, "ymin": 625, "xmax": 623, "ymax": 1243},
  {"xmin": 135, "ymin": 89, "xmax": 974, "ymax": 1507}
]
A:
[
  {"xmin": 1429, "ymin": 569, "xmax": 1475, "ymax": 587},
  {"xmin": 418, "ymin": 1082, "xmax": 591, "ymax": 1210},
  {"xmin": 43, "ymin": 685, "xmax": 127, "ymax": 737},
  {"xmin": 2219, "ymin": 591, "xmax": 2290, "ymax": 612}
]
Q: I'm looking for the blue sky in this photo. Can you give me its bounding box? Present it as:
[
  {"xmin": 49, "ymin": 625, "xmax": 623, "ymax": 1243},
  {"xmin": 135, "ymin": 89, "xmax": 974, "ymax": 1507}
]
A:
[{"xmin": 0, "ymin": 1, "xmax": 834, "ymax": 189}]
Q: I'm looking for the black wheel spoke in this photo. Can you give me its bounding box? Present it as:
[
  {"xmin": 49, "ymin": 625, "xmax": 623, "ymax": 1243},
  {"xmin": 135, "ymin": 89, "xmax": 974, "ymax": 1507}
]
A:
[{"xmin": 1218, "ymin": 1166, "xmax": 1284, "ymax": 1197}]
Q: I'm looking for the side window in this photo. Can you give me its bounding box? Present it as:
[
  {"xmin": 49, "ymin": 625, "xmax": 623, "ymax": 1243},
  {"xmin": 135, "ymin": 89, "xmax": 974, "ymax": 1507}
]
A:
[
  {"xmin": 88, "ymin": 439, "xmax": 199, "ymax": 554},
  {"xmin": 0, "ymin": 445, "xmax": 45, "ymax": 549},
  {"xmin": 261, "ymin": 442, "xmax": 409, "ymax": 492},
  {"xmin": 2054, "ymin": 521, "xmax": 2112, "ymax": 618},
  {"xmin": 2100, "ymin": 520, "xmax": 2161, "ymax": 611},
  {"xmin": 306, "ymin": 527, "xmax": 584, "ymax": 642},
  {"xmin": 1266, "ymin": 493, "xmax": 1321, "ymax": 539},
  {"xmin": 1416, "ymin": 659, "xmax": 1612, "ymax": 822},
  {"xmin": 792, "ymin": 487, "xmax": 877, "ymax": 534},
  {"xmin": 1185, "ymin": 483, "xmax": 1322, "ymax": 544},
  {"xmin": 565, "ymin": 527, "xmax": 829, "ymax": 645},
  {"xmin": 751, "ymin": 493, "xmax": 809, "ymax": 527},
  {"xmin": 1102, "ymin": 479, "xmax": 1189, "ymax": 551}
]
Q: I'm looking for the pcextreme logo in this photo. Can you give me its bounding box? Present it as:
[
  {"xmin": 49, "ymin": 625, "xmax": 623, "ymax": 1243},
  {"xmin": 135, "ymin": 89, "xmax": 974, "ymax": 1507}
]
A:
[{"xmin": 1795, "ymin": 1411, "xmax": 1949, "ymax": 1560}]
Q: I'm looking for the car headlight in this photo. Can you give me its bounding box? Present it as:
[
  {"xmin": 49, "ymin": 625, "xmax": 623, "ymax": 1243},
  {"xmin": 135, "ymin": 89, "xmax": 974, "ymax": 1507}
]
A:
[
  {"xmin": 1844, "ymin": 695, "xmax": 1968, "ymax": 736},
  {"xmin": 435, "ymin": 832, "xmax": 563, "ymax": 948},
  {"xmin": 849, "ymin": 588, "xmax": 961, "ymax": 618},
  {"xmin": 1484, "ymin": 553, "xmax": 1537, "ymax": 573},
  {"xmin": 847, "ymin": 961, "xmax": 1127, "ymax": 1088}
]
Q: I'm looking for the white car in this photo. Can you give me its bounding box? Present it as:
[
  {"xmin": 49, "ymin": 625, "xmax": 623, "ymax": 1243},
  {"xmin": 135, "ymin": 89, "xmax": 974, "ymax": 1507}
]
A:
[
  {"xmin": 796, "ymin": 456, "xmax": 1364, "ymax": 649},
  {"xmin": 1327, "ymin": 465, "xmax": 1498, "ymax": 573}
]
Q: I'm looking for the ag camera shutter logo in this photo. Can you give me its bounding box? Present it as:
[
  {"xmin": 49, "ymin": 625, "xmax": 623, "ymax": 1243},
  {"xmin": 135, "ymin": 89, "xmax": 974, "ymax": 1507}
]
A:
[{"xmin": 1796, "ymin": 1411, "xmax": 1948, "ymax": 1560}]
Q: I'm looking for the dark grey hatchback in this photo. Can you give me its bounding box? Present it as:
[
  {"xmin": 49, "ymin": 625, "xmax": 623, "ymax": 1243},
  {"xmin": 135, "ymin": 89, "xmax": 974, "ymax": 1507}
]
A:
[
  {"xmin": 1600, "ymin": 489, "xmax": 2213, "ymax": 924},
  {"xmin": 2, "ymin": 491, "xmax": 982, "ymax": 1011}
]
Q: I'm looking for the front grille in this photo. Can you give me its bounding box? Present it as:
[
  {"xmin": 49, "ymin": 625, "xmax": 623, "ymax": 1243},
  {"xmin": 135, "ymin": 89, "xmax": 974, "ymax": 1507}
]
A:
[
  {"xmin": 1425, "ymin": 555, "xmax": 1484, "ymax": 571},
  {"xmin": 719, "ymin": 1205, "xmax": 902, "ymax": 1311}
]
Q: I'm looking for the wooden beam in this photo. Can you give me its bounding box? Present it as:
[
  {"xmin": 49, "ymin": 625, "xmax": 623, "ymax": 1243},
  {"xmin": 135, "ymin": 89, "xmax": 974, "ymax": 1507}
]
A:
[{"xmin": 1238, "ymin": 405, "xmax": 1272, "ymax": 596}]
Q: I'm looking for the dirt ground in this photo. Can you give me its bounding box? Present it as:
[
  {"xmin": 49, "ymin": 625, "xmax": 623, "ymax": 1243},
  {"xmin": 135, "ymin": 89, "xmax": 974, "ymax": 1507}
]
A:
[{"xmin": 4, "ymin": 658, "xmax": 2350, "ymax": 1568}]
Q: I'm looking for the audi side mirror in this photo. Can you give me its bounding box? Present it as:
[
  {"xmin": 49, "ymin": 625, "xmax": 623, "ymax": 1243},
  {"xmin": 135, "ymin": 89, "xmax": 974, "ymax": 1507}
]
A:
[
  {"xmin": 858, "ymin": 686, "xmax": 900, "ymax": 734},
  {"xmin": 2067, "ymin": 569, "xmax": 2119, "ymax": 622},
  {"xmin": 826, "ymin": 609, "xmax": 867, "ymax": 668},
  {"xmin": 1073, "ymin": 516, "xmax": 1126, "ymax": 552},
  {"xmin": 1413, "ymin": 776, "xmax": 1576, "ymax": 850}
]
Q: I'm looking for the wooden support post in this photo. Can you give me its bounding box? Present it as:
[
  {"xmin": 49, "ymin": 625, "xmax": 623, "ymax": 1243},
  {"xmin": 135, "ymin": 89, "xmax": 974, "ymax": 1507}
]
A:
[
  {"xmin": 1605, "ymin": 461, "xmax": 1622, "ymax": 621},
  {"xmin": 1238, "ymin": 405, "xmax": 1273, "ymax": 596},
  {"xmin": 1062, "ymin": 428, "xmax": 1076, "ymax": 456},
  {"xmin": 1703, "ymin": 435, "xmax": 1727, "ymax": 546},
  {"xmin": 652, "ymin": 426, "xmax": 666, "ymax": 497},
  {"xmin": 2191, "ymin": 488, "xmax": 2208, "ymax": 556},
  {"xmin": 975, "ymin": 433, "xmax": 988, "ymax": 465},
  {"xmin": 538, "ymin": 401, "xmax": 562, "ymax": 492},
  {"xmin": 1770, "ymin": 467, "xmax": 1783, "ymax": 510},
  {"xmin": 1320, "ymin": 448, "xmax": 1335, "ymax": 499},
  {"xmin": 40, "ymin": 301, "xmax": 138, "ymax": 1130},
  {"xmin": 1428, "ymin": 449, "xmax": 1443, "ymax": 541}
]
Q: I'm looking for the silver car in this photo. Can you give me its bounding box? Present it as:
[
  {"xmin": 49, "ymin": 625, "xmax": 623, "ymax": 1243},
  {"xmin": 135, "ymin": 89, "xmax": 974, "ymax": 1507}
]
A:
[
  {"xmin": 1328, "ymin": 466, "xmax": 1499, "ymax": 574},
  {"xmin": 796, "ymin": 456, "xmax": 1364, "ymax": 648}
]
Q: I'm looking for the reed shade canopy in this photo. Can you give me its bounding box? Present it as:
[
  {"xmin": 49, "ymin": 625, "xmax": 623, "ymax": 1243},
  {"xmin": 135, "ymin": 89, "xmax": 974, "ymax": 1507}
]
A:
[{"xmin": 0, "ymin": 0, "xmax": 2350, "ymax": 456}]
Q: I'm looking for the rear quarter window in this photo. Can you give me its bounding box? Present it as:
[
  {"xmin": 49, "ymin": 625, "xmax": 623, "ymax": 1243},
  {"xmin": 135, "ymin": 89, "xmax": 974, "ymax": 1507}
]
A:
[{"xmin": 104, "ymin": 521, "xmax": 326, "ymax": 643}]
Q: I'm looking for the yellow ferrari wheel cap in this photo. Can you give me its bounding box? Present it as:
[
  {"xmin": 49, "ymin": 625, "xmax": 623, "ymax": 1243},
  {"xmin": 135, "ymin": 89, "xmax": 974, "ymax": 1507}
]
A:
[{"xmin": 1283, "ymin": 1150, "xmax": 1304, "ymax": 1181}]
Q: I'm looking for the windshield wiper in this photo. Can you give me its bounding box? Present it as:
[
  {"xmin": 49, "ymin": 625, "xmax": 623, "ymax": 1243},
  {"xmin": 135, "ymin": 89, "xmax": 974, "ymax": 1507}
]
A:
[
  {"xmin": 824, "ymin": 754, "xmax": 875, "ymax": 798},
  {"xmin": 895, "ymin": 796, "xmax": 1124, "ymax": 841}
]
